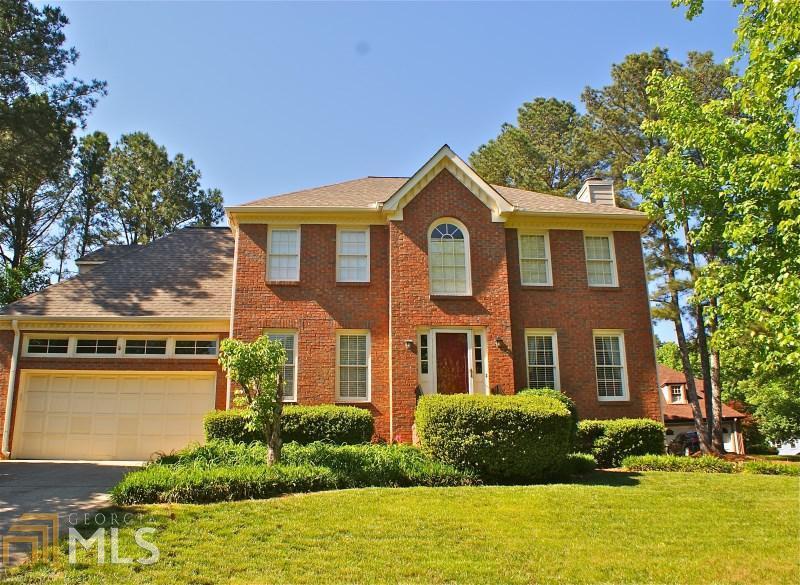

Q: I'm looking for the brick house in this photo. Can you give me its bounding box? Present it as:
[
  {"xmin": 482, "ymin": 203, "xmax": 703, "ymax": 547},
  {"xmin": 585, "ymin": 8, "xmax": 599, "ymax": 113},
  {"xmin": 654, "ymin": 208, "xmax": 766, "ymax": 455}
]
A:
[{"xmin": 0, "ymin": 145, "xmax": 660, "ymax": 459}]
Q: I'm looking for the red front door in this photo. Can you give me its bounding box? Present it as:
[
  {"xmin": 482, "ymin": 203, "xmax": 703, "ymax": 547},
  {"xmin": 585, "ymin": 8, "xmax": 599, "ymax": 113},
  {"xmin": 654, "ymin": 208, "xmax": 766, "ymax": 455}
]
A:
[{"xmin": 436, "ymin": 332, "xmax": 469, "ymax": 394}]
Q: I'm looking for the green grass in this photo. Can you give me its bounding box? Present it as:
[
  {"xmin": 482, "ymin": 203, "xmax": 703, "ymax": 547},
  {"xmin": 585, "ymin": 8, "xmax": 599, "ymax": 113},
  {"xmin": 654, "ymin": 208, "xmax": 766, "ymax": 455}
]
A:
[{"xmin": 7, "ymin": 472, "xmax": 798, "ymax": 585}]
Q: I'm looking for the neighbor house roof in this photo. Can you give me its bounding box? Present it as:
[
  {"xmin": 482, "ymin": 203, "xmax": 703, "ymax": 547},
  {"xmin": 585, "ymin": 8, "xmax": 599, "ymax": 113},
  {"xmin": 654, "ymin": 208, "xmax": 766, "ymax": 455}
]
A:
[
  {"xmin": 0, "ymin": 227, "xmax": 233, "ymax": 320},
  {"xmin": 239, "ymin": 176, "xmax": 647, "ymax": 218},
  {"xmin": 75, "ymin": 244, "xmax": 141, "ymax": 264},
  {"xmin": 657, "ymin": 365, "xmax": 746, "ymax": 422}
]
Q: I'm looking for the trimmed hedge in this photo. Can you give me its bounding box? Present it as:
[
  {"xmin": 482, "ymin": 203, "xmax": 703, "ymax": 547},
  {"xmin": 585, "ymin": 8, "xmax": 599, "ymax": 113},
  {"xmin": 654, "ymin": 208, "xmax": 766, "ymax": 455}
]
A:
[
  {"xmin": 203, "ymin": 405, "xmax": 374, "ymax": 445},
  {"xmin": 742, "ymin": 460, "xmax": 800, "ymax": 476},
  {"xmin": 577, "ymin": 418, "xmax": 665, "ymax": 468},
  {"xmin": 517, "ymin": 388, "xmax": 578, "ymax": 447},
  {"xmin": 111, "ymin": 464, "xmax": 337, "ymax": 504},
  {"xmin": 622, "ymin": 454, "xmax": 736, "ymax": 473},
  {"xmin": 282, "ymin": 405, "xmax": 373, "ymax": 445},
  {"xmin": 415, "ymin": 394, "xmax": 573, "ymax": 482},
  {"xmin": 563, "ymin": 453, "xmax": 597, "ymax": 476}
]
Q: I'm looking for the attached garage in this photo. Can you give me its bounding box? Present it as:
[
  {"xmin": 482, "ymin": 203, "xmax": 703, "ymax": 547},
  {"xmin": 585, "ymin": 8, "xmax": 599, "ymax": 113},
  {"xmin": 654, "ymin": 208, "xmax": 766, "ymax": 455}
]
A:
[{"xmin": 12, "ymin": 371, "xmax": 216, "ymax": 460}]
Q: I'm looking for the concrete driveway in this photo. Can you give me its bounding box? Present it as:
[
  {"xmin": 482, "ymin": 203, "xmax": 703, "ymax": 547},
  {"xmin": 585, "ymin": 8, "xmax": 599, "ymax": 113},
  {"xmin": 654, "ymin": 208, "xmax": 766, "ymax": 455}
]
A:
[{"xmin": 0, "ymin": 460, "xmax": 140, "ymax": 558}]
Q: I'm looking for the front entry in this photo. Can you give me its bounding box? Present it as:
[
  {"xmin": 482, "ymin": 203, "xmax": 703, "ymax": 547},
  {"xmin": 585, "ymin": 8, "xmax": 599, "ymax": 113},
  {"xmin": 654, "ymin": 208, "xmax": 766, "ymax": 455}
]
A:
[{"xmin": 435, "ymin": 332, "xmax": 469, "ymax": 394}]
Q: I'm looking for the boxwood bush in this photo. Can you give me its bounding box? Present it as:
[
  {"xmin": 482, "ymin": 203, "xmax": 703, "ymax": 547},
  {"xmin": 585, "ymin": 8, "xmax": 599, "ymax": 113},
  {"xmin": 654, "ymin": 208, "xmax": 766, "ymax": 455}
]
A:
[
  {"xmin": 517, "ymin": 388, "xmax": 578, "ymax": 447},
  {"xmin": 415, "ymin": 394, "xmax": 573, "ymax": 482},
  {"xmin": 204, "ymin": 405, "xmax": 374, "ymax": 445},
  {"xmin": 111, "ymin": 464, "xmax": 338, "ymax": 504},
  {"xmin": 622, "ymin": 454, "xmax": 736, "ymax": 473},
  {"xmin": 577, "ymin": 418, "xmax": 665, "ymax": 468}
]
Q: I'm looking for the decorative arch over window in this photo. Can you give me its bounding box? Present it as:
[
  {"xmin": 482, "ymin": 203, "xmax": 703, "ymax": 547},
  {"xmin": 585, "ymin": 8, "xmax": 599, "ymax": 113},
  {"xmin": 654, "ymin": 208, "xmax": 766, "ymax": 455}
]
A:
[{"xmin": 428, "ymin": 218, "xmax": 472, "ymax": 295}]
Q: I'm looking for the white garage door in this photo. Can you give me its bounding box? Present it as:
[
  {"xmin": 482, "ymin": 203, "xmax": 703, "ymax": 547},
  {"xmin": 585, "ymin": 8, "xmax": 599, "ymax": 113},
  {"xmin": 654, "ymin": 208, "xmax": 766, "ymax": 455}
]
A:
[{"xmin": 12, "ymin": 371, "xmax": 216, "ymax": 460}]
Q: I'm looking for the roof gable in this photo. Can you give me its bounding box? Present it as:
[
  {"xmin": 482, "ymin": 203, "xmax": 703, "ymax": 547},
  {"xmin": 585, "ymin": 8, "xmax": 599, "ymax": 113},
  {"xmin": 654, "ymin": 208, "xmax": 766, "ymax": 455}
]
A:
[{"xmin": 380, "ymin": 145, "xmax": 514, "ymax": 222}]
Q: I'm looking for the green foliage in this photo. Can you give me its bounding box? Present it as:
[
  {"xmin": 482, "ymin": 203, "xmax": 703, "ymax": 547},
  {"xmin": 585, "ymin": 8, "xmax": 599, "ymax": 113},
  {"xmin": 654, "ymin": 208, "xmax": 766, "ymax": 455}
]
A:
[
  {"xmin": 111, "ymin": 463, "xmax": 337, "ymax": 504},
  {"xmin": 563, "ymin": 453, "xmax": 597, "ymax": 476},
  {"xmin": 204, "ymin": 405, "xmax": 374, "ymax": 445},
  {"xmin": 517, "ymin": 388, "xmax": 578, "ymax": 446},
  {"xmin": 203, "ymin": 410, "xmax": 262, "ymax": 444},
  {"xmin": 282, "ymin": 442, "xmax": 476, "ymax": 488},
  {"xmin": 0, "ymin": 254, "xmax": 49, "ymax": 306},
  {"xmin": 470, "ymin": 98, "xmax": 601, "ymax": 196},
  {"xmin": 73, "ymin": 131, "xmax": 112, "ymax": 258},
  {"xmin": 622, "ymin": 454, "xmax": 736, "ymax": 473},
  {"xmin": 742, "ymin": 460, "xmax": 800, "ymax": 477},
  {"xmin": 637, "ymin": 0, "xmax": 800, "ymax": 442},
  {"xmin": 218, "ymin": 336, "xmax": 287, "ymax": 463},
  {"xmin": 656, "ymin": 341, "xmax": 701, "ymax": 375},
  {"xmin": 282, "ymin": 405, "xmax": 374, "ymax": 445},
  {"xmin": 103, "ymin": 132, "xmax": 224, "ymax": 245},
  {"xmin": 577, "ymin": 419, "xmax": 666, "ymax": 467},
  {"xmin": 415, "ymin": 394, "xmax": 573, "ymax": 482}
]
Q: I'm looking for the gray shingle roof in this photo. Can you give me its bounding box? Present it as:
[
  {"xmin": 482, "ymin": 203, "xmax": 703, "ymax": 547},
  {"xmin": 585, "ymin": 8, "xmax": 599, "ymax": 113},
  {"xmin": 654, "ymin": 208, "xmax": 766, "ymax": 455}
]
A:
[
  {"xmin": 1, "ymin": 228, "xmax": 233, "ymax": 319},
  {"xmin": 76, "ymin": 244, "xmax": 140, "ymax": 264},
  {"xmin": 240, "ymin": 176, "xmax": 646, "ymax": 217}
]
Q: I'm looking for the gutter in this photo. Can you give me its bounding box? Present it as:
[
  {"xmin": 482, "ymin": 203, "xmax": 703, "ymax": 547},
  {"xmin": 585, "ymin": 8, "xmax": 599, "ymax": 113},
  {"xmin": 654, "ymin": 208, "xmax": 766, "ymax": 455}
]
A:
[
  {"xmin": 2, "ymin": 319, "xmax": 21, "ymax": 457},
  {"xmin": 0, "ymin": 315, "xmax": 231, "ymax": 322}
]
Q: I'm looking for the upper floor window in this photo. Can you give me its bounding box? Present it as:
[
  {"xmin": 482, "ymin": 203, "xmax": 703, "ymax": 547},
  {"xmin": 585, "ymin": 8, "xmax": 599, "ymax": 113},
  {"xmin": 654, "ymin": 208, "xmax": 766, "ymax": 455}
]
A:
[
  {"xmin": 518, "ymin": 232, "xmax": 552, "ymax": 286},
  {"xmin": 268, "ymin": 227, "xmax": 300, "ymax": 282},
  {"xmin": 585, "ymin": 234, "xmax": 617, "ymax": 287},
  {"xmin": 337, "ymin": 227, "xmax": 370, "ymax": 283},
  {"xmin": 670, "ymin": 384, "xmax": 683, "ymax": 403},
  {"xmin": 428, "ymin": 219, "xmax": 471, "ymax": 296},
  {"xmin": 593, "ymin": 331, "xmax": 628, "ymax": 401}
]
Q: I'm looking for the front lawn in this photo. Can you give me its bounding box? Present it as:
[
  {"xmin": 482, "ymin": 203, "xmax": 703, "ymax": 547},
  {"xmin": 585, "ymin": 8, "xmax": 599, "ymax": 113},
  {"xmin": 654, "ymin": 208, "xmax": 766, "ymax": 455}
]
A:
[{"xmin": 8, "ymin": 472, "xmax": 798, "ymax": 584}]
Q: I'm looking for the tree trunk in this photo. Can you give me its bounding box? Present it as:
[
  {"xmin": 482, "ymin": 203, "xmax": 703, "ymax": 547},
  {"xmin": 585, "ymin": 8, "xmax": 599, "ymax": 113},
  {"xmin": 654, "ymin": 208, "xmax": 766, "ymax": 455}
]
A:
[
  {"xmin": 266, "ymin": 375, "xmax": 285, "ymax": 465},
  {"xmin": 664, "ymin": 236, "xmax": 711, "ymax": 453},
  {"xmin": 708, "ymin": 300, "xmax": 725, "ymax": 452},
  {"xmin": 682, "ymin": 221, "xmax": 717, "ymax": 453}
]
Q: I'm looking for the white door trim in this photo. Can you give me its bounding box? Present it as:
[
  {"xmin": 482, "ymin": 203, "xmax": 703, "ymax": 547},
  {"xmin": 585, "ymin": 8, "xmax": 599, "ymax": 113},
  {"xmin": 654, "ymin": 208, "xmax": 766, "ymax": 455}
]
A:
[{"xmin": 430, "ymin": 328, "xmax": 474, "ymax": 395}]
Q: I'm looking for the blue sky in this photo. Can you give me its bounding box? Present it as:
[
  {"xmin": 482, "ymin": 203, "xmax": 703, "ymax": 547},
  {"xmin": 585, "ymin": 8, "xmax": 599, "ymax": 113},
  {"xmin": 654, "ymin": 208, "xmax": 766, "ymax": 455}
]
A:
[{"xmin": 51, "ymin": 1, "xmax": 740, "ymax": 341}]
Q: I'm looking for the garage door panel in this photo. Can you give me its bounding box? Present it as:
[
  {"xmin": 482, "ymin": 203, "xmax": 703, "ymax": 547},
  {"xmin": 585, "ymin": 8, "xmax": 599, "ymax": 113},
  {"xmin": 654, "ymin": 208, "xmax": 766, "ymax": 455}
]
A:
[{"xmin": 13, "ymin": 371, "xmax": 216, "ymax": 460}]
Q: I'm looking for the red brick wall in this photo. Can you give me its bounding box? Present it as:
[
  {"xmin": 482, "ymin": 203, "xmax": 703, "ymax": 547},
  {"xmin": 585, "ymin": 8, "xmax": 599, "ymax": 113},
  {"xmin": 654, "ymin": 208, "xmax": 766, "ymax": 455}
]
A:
[
  {"xmin": 0, "ymin": 330, "xmax": 227, "ymax": 455},
  {"xmin": 232, "ymin": 223, "xmax": 391, "ymax": 438},
  {"xmin": 389, "ymin": 169, "xmax": 516, "ymax": 441},
  {"xmin": 507, "ymin": 228, "xmax": 660, "ymax": 420}
]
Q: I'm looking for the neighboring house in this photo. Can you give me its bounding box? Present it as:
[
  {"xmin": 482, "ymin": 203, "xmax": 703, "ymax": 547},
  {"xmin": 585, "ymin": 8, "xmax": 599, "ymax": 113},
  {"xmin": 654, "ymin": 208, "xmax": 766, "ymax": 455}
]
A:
[
  {"xmin": 0, "ymin": 145, "xmax": 660, "ymax": 460},
  {"xmin": 657, "ymin": 364, "xmax": 746, "ymax": 454}
]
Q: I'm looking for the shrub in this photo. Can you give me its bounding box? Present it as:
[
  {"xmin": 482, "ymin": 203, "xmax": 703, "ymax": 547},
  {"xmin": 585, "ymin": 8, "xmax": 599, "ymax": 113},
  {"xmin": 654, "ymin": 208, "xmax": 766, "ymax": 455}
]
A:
[
  {"xmin": 742, "ymin": 460, "xmax": 800, "ymax": 476},
  {"xmin": 283, "ymin": 442, "xmax": 477, "ymax": 487},
  {"xmin": 203, "ymin": 410, "xmax": 261, "ymax": 444},
  {"xmin": 621, "ymin": 454, "xmax": 736, "ymax": 473},
  {"xmin": 563, "ymin": 453, "xmax": 597, "ymax": 476},
  {"xmin": 577, "ymin": 418, "xmax": 665, "ymax": 468},
  {"xmin": 158, "ymin": 440, "xmax": 270, "ymax": 467},
  {"xmin": 111, "ymin": 464, "xmax": 338, "ymax": 504},
  {"xmin": 415, "ymin": 394, "xmax": 573, "ymax": 482},
  {"xmin": 203, "ymin": 406, "xmax": 374, "ymax": 445},
  {"xmin": 282, "ymin": 405, "xmax": 374, "ymax": 445},
  {"xmin": 517, "ymin": 388, "xmax": 578, "ymax": 447}
]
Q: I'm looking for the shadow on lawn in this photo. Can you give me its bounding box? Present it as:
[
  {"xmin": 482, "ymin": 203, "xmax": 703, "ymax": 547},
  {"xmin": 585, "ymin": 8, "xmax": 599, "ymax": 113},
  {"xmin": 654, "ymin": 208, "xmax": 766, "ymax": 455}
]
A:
[{"xmin": 571, "ymin": 470, "xmax": 642, "ymax": 487}]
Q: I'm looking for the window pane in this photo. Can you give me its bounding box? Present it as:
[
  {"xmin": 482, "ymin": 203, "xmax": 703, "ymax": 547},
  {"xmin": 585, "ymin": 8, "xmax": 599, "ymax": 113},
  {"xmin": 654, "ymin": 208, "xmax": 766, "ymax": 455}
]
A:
[
  {"xmin": 587, "ymin": 260, "xmax": 614, "ymax": 286},
  {"xmin": 175, "ymin": 340, "xmax": 218, "ymax": 356},
  {"xmin": 267, "ymin": 333, "xmax": 296, "ymax": 399},
  {"xmin": 125, "ymin": 339, "xmax": 166, "ymax": 355},
  {"xmin": 420, "ymin": 334, "xmax": 428, "ymax": 374},
  {"xmin": 520, "ymin": 235, "xmax": 546, "ymax": 259},
  {"xmin": 521, "ymin": 259, "xmax": 549, "ymax": 285},
  {"xmin": 339, "ymin": 334, "xmax": 368, "ymax": 398},
  {"xmin": 429, "ymin": 224, "xmax": 468, "ymax": 294},
  {"xmin": 526, "ymin": 335, "xmax": 556, "ymax": 388},
  {"xmin": 595, "ymin": 335, "xmax": 625, "ymax": 398},
  {"xmin": 269, "ymin": 229, "xmax": 299, "ymax": 280},
  {"xmin": 28, "ymin": 338, "xmax": 68, "ymax": 354},
  {"xmin": 76, "ymin": 339, "xmax": 117, "ymax": 354},
  {"xmin": 585, "ymin": 236, "xmax": 611, "ymax": 260}
]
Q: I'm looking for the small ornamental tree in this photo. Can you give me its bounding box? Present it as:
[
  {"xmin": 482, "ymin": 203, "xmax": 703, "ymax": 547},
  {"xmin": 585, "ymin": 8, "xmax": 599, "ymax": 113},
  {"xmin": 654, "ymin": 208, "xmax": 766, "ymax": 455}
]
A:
[{"xmin": 218, "ymin": 336, "xmax": 287, "ymax": 464}]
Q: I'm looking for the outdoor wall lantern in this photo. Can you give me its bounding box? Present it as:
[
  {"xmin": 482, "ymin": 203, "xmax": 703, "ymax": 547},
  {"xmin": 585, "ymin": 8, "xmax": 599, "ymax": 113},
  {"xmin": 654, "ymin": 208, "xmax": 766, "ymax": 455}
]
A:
[{"xmin": 404, "ymin": 339, "xmax": 415, "ymax": 351}]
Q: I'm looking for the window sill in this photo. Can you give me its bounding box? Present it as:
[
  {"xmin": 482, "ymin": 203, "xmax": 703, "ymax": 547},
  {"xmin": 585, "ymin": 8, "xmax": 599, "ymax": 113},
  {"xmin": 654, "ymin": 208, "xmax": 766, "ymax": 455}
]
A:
[
  {"xmin": 336, "ymin": 281, "xmax": 371, "ymax": 287},
  {"xmin": 520, "ymin": 284, "xmax": 554, "ymax": 290},
  {"xmin": 335, "ymin": 399, "xmax": 371, "ymax": 405},
  {"xmin": 267, "ymin": 280, "xmax": 300, "ymax": 286},
  {"xmin": 430, "ymin": 294, "xmax": 473, "ymax": 301},
  {"xmin": 588, "ymin": 285, "xmax": 620, "ymax": 290},
  {"xmin": 597, "ymin": 399, "xmax": 631, "ymax": 405}
]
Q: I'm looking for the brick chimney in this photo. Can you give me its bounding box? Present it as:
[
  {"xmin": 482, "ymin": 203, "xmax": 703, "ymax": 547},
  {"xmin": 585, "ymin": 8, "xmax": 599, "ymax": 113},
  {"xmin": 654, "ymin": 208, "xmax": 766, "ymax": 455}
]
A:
[{"xmin": 577, "ymin": 177, "xmax": 616, "ymax": 207}]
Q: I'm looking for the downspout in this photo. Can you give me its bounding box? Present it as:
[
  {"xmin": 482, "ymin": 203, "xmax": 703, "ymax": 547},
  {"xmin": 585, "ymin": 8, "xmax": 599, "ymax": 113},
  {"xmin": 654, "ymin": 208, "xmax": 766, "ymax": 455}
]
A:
[
  {"xmin": 388, "ymin": 221, "xmax": 394, "ymax": 443},
  {"xmin": 226, "ymin": 224, "xmax": 240, "ymax": 410},
  {"xmin": 2, "ymin": 319, "xmax": 21, "ymax": 457}
]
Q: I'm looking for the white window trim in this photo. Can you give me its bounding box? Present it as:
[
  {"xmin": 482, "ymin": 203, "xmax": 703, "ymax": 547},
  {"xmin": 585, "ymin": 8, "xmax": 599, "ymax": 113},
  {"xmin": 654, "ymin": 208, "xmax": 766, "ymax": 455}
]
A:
[
  {"xmin": 524, "ymin": 329, "xmax": 560, "ymax": 390},
  {"xmin": 427, "ymin": 217, "xmax": 473, "ymax": 297},
  {"xmin": 518, "ymin": 231, "xmax": 553, "ymax": 286},
  {"xmin": 335, "ymin": 329, "xmax": 371, "ymax": 403},
  {"xmin": 22, "ymin": 334, "xmax": 218, "ymax": 359},
  {"xmin": 336, "ymin": 226, "xmax": 370, "ymax": 283},
  {"xmin": 584, "ymin": 232, "xmax": 618, "ymax": 288},
  {"xmin": 593, "ymin": 329, "xmax": 629, "ymax": 401},
  {"xmin": 264, "ymin": 329, "xmax": 299, "ymax": 402},
  {"xmin": 267, "ymin": 225, "xmax": 301, "ymax": 282},
  {"xmin": 670, "ymin": 384, "xmax": 684, "ymax": 404}
]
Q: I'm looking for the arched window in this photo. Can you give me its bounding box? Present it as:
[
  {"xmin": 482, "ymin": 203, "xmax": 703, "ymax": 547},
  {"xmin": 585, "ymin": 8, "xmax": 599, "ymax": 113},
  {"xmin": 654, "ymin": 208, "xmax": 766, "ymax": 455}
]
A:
[{"xmin": 428, "ymin": 219, "xmax": 471, "ymax": 295}]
